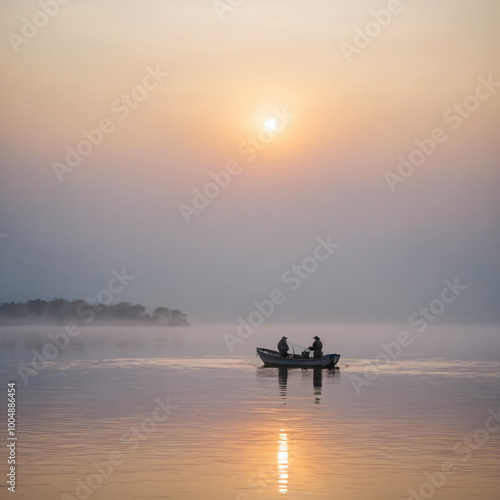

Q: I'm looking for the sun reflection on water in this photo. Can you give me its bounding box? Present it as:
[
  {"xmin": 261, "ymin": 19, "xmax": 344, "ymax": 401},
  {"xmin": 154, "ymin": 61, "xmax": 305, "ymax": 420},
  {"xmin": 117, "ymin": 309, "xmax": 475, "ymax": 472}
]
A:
[{"xmin": 278, "ymin": 429, "xmax": 289, "ymax": 494}]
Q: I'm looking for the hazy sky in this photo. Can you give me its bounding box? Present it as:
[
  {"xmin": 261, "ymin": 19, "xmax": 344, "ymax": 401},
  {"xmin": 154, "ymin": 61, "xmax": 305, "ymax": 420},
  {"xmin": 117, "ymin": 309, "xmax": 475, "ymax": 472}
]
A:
[{"xmin": 1, "ymin": 0, "xmax": 499, "ymax": 324}]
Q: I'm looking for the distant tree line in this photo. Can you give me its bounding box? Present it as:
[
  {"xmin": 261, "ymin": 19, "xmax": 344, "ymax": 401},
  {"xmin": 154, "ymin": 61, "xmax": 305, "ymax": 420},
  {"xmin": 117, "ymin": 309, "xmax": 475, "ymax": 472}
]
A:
[{"xmin": 0, "ymin": 299, "xmax": 189, "ymax": 325}]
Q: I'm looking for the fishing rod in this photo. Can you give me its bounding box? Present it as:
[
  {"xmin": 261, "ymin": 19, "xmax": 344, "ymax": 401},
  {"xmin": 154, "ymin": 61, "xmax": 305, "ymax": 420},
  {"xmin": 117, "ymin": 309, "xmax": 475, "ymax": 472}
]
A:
[{"xmin": 239, "ymin": 354, "xmax": 259, "ymax": 364}]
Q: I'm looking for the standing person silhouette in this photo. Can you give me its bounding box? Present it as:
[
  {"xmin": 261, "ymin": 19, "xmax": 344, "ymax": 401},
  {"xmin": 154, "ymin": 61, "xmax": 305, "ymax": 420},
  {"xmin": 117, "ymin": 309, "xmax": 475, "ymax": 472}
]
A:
[
  {"xmin": 308, "ymin": 336, "xmax": 323, "ymax": 358},
  {"xmin": 278, "ymin": 336, "xmax": 289, "ymax": 357}
]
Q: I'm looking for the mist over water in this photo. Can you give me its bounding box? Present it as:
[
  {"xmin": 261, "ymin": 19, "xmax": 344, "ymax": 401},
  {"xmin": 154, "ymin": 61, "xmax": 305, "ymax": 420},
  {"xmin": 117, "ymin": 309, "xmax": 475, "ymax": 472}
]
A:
[
  {"xmin": 1, "ymin": 323, "xmax": 500, "ymax": 499},
  {"xmin": 2, "ymin": 322, "xmax": 499, "ymax": 362}
]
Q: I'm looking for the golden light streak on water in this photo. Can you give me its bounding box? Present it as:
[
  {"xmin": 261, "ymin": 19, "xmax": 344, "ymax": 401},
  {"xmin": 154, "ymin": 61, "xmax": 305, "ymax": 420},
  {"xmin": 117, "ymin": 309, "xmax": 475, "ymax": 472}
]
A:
[{"xmin": 278, "ymin": 429, "xmax": 289, "ymax": 494}]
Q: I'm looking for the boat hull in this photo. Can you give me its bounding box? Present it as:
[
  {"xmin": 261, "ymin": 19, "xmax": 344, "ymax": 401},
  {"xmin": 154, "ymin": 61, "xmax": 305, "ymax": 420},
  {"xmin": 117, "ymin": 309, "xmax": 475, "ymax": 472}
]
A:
[{"xmin": 256, "ymin": 348, "xmax": 340, "ymax": 369}]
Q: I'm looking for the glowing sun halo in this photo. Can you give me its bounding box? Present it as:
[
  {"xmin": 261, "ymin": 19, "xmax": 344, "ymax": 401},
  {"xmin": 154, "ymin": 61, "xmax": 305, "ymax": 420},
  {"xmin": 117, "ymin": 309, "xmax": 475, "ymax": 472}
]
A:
[{"xmin": 264, "ymin": 118, "xmax": 277, "ymax": 131}]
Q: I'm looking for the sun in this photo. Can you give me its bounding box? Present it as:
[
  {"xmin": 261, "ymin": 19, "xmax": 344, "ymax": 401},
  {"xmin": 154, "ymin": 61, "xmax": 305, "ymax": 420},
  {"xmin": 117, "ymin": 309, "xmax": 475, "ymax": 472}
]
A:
[{"xmin": 264, "ymin": 118, "xmax": 277, "ymax": 131}]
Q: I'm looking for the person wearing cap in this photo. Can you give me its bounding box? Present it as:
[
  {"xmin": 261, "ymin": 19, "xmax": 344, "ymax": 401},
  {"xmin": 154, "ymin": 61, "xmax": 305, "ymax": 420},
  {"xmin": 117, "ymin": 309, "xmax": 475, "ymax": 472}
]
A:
[
  {"xmin": 277, "ymin": 336, "xmax": 289, "ymax": 357},
  {"xmin": 308, "ymin": 336, "xmax": 323, "ymax": 358}
]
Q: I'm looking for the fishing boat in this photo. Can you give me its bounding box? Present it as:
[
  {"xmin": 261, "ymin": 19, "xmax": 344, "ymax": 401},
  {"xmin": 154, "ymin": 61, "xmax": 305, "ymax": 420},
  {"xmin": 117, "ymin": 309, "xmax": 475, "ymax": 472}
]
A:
[{"xmin": 256, "ymin": 348, "xmax": 341, "ymax": 369}]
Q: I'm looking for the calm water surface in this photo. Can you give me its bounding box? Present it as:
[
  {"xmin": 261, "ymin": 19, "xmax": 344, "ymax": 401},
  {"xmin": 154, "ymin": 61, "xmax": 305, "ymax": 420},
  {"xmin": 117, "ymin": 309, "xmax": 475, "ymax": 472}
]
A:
[{"xmin": 1, "ymin": 324, "xmax": 499, "ymax": 499}]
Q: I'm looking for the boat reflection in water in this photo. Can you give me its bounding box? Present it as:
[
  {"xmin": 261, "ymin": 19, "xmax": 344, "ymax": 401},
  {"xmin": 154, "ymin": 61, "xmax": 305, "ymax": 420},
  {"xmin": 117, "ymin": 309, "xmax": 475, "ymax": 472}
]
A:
[
  {"xmin": 278, "ymin": 367, "xmax": 288, "ymax": 398},
  {"xmin": 313, "ymin": 366, "xmax": 322, "ymax": 403},
  {"xmin": 256, "ymin": 367, "xmax": 340, "ymax": 494},
  {"xmin": 276, "ymin": 366, "xmax": 326, "ymax": 403},
  {"xmin": 277, "ymin": 429, "xmax": 289, "ymax": 494}
]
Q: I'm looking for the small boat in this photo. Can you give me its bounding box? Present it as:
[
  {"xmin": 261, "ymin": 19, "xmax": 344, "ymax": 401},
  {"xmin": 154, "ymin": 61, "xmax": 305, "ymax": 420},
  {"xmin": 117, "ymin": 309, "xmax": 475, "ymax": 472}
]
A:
[{"xmin": 256, "ymin": 348, "xmax": 341, "ymax": 369}]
